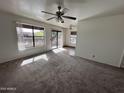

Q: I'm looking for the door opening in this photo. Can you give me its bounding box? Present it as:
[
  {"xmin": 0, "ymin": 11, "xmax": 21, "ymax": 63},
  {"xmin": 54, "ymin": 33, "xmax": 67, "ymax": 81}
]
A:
[{"xmin": 51, "ymin": 30, "xmax": 62, "ymax": 49}]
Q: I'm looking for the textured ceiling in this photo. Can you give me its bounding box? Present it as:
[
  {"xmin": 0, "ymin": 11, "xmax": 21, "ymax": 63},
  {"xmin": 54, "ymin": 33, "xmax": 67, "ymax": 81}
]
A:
[{"xmin": 0, "ymin": 0, "xmax": 124, "ymax": 28}]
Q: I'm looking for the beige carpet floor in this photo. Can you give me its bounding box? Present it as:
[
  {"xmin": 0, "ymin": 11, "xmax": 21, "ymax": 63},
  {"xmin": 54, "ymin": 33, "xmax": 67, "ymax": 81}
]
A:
[{"xmin": 0, "ymin": 48, "xmax": 124, "ymax": 93}]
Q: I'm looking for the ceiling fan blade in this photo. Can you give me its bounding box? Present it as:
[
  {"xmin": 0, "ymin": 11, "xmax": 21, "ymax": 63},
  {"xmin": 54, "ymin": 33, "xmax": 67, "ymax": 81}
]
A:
[
  {"xmin": 47, "ymin": 17, "xmax": 56, "ymax": 21},
  {"xmin": 56, "ymin": 17, "xmax": 59, "ymax": 22},
  {"xmin": 62, "ymin": 16, "xmax": 76, "ymax": 20},
  {"xmin": 62, "ymin": 8, "xmax": 69, "ymax": 15},
  {"xmin": 41, "ymin": 11, "xmax": 56, "ymax": 15}
]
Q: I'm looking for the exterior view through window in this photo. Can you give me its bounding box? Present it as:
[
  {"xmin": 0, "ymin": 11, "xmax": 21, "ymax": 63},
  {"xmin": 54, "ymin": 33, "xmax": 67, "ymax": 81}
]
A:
[
  {"xmin": 70, "ymin": 31, "xmax": 77, "ymax": 45},
  {"xmin": 16, "ymin": 23, "xmax": 45, "ymax": 51},
  {"xmin": 51, "ymin": 30, "xmax": 63, "ymax": 49}
]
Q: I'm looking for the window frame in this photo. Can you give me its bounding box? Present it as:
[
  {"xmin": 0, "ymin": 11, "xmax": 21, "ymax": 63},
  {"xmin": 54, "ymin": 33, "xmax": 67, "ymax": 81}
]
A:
[
  {"xmin": 16, "ymin": 23, "xmax": 45, "ymax": 50},
  {"xmin": 70, "ymin": 31, "xmax": 77, "ymax": 45},
  {"xmin": 33, "ymin": 27, "xmax": 45, "ymax": 47}
]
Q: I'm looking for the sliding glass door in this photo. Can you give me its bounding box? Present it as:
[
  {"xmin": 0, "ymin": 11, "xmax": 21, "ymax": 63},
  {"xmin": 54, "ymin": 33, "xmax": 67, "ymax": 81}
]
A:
[{"xmin": 51, "ymin": 30, "xmax": 62, "ymax": 49}]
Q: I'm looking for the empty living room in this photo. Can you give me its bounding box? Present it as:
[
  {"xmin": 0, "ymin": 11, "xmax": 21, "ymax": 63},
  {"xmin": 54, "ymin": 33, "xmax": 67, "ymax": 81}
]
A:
[{"xmin": 0, "ymin": 0, "xmax": 124, "ymax": 93}]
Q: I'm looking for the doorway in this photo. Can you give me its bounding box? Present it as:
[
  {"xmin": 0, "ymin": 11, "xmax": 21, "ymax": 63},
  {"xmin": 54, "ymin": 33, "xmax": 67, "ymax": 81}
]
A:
[{"xmin": 51, "ymin": 30, "xmax": 63, "ymax": 49}]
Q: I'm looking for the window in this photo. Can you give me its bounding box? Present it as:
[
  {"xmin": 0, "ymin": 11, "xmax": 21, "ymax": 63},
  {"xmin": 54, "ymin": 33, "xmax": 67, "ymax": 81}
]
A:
[
  {"xmin": 16, "ymin": 23, "xmax": 45, "ymax": 51},
  {"xmin": 34, "ymin": 27, "xmax": 45, "ymax": 47},
  {"xmin": 70, "ymin": 31, "xmax": 77, "ymax": 44}
]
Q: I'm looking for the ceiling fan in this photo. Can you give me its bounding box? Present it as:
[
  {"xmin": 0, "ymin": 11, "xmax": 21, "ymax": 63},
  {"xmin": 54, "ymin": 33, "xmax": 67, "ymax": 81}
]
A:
[{"xmin": 41, "ymin": 6, "xmax": 77, "ymax": 23}]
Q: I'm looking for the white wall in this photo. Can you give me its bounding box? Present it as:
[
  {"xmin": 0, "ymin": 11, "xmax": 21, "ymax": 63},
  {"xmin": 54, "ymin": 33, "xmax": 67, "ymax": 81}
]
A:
[
  {"xmin": 0, "ymin": 11, "xmax": 64, "ymax": 63},
  {"xmin": 76, "ymin": 14, "xmax": 124, "ymax": 67}
]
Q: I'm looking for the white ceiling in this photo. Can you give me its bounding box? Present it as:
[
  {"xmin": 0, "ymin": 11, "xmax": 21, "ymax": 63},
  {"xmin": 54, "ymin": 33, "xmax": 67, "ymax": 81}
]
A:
[{"xmin": 0, "ymin": 0, "xmax": 124, "ymax": 28}]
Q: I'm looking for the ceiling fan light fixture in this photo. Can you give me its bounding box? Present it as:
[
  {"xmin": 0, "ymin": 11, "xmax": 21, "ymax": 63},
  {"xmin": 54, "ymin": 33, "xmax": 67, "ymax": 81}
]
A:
[{"xmin": 41, "ymin": 2, "xmax": 77, "ymax": 23}]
